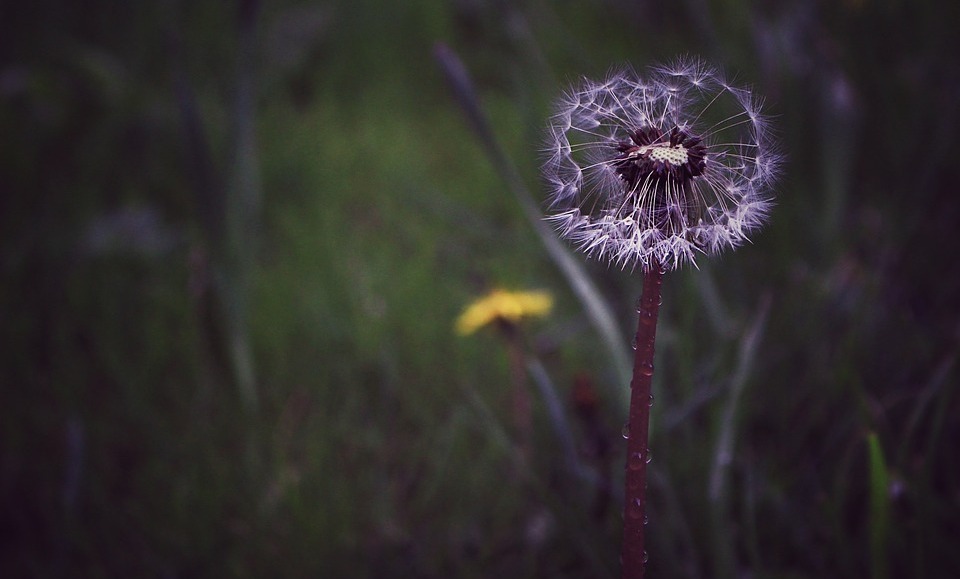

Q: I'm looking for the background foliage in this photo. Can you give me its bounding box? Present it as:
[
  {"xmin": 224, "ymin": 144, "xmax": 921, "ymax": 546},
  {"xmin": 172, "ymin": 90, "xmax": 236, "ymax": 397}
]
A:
[{"xmin": 2, "ymin": 0, "xmax": 959, "ymax": 577}]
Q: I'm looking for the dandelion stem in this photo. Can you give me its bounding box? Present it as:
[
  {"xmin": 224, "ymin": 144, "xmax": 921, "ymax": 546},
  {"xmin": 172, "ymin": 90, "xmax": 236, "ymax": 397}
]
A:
[
  {"xmin": 621, "ymin": 264, "xmax": 664, "ymax": 579},
  {"xmin": 499, "ymin": 321, "xmax": 533, "ymax": 462}
]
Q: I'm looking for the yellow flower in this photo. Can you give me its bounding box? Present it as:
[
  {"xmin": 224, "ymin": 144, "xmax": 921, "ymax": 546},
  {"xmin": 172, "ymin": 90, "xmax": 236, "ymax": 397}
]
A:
[{"xmin": 455, "ymin": 289, "xmax": 553, "ymax": 336}]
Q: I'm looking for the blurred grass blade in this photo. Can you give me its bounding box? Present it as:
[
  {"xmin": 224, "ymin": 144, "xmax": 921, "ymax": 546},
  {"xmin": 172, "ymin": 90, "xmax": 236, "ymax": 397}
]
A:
[
  {"xmin": 897, "ymin": 351, "xmax": 957, "ymax": 466},
  {"xmin": 224, "ymin": 0, "xmax": 262, "ymax": 415},
  {"xmin": 867, "ymin": 432, "xmax": 890, "ymax": 579},
  {"xmin": 527, "ymin": 356, "xmax": 587, "ymax": 481},
  {"xmin": 461, "ymin": 383, "xmax": 615, "ymax": 578},
  {"xmin": 708, "ymin": 293, "xmax": 770, "ymax": 578},
  {"xmin": 170, "ymin": 1, "xmax": 261, "ymax": 416},
  {"xmin": 708, "ymin": 294, "xmax": 770, "ymax": 496},
  {"xmin": 433, "ymin": 42, "xmax": 631, "ymax": 402},
  {"xmin": 694, "ymin": 267, "xmax": 734, "ymax": 338}
]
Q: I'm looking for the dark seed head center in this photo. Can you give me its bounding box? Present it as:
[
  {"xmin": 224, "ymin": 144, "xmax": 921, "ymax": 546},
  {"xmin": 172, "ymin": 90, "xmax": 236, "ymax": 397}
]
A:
[
  {"xmin": 613, "ymin": 126, "xmax": 707, "ymax": 189},
  {"xmin": 636, "ymin": 143, "xmax": 689, "ymax": 166}
]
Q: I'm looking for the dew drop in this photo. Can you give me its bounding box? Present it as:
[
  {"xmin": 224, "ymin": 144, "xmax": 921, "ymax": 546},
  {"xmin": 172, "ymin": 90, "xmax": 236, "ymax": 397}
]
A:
[
  {"xmin": 627, "ymin": 452, "xmax": 645, "ymax": 471},
  {"xmin": 646, "ymin": 449, "xmax": 653, "ymax": 464},
  {"xmin": 621, "ymin": 423, "xmax": 630, "ymax": 439},
  {"xmin": 648, "ymin": 393, "xmax": 655, "ymax": 406},
  {"xmin": 631, "ymin": 336, "xmax": 638, "ymax": 351},
  {"xmin": 627, "ymin": 498, "xmax": 644, "ymax": 520},
  {"xmin": 639, "ymin": 362, "xmax": 654, "ymax": 377},
  {"xmin": 643, "ymin": 551, "xmax": 649, "ymax": 564}
]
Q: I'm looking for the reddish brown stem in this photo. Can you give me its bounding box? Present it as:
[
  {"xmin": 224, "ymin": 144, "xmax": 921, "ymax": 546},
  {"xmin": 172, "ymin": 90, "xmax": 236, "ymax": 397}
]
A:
[
  {"xmin": 500, "ymin": 321, "xmax": 532, "ymax": 460},
  {"xmin": 620, "ymin": 265, "xmax": 664, "ymax": 579}
]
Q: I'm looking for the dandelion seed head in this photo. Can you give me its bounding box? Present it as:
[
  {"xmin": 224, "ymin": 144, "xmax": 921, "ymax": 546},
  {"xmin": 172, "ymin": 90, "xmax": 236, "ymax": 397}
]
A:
[{"xmin": 543, "ymin": 58, "xmax": 781, "ymax": 271}]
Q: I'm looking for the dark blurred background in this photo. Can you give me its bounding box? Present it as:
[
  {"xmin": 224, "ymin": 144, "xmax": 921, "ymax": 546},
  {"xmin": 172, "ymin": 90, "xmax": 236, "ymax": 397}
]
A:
[{"xmin": 2, "ymin": 0, "xmax": 959, "ymax": 577}]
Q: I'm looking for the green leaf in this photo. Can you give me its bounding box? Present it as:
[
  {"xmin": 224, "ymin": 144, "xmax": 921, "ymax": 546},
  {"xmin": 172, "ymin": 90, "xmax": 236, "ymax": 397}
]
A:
[{"xmin": 867, "ymin": 431, "xmax": 890, "ymax": 579}]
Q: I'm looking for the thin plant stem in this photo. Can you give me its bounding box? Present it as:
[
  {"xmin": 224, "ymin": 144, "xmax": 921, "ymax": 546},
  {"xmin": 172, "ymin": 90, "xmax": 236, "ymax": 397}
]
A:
[
  {"xmin": 621, "ymin": 264, "xmax": 664, "ymax": 579},
  {"xmin": 498, "ymin": 321, "xmax": 533, "ymax": 461}
]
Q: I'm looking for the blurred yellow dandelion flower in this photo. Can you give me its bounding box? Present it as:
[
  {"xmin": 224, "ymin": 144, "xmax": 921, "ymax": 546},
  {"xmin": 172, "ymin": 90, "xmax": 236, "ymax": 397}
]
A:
[{"xmin": 455, "ymin": 289, "xmax": 553, "ymax": 336}]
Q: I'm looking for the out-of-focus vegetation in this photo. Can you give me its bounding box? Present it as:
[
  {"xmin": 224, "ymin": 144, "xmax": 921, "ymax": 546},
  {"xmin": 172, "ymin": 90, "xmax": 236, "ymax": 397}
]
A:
[{"xmin": 2, "ymin": 0, "xmax": 959, "ymax": 577}]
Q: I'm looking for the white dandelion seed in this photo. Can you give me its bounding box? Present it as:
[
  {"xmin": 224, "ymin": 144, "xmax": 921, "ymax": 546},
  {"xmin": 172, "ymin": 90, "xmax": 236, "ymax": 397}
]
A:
[{"xmin": 542, "ymin": 57, "xmax": 781, "ymax": 271}]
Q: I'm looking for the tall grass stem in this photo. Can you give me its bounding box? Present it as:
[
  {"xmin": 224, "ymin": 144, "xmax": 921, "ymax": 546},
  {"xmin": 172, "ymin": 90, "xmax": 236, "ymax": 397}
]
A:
[
  {"xmin": 708, "ymin": 294, "xmax": 769, "ymax": 578},
  {"xmin": 433, "ymin": 43, "xmax": 632, "ymax": 401}
]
